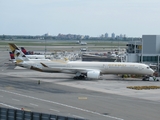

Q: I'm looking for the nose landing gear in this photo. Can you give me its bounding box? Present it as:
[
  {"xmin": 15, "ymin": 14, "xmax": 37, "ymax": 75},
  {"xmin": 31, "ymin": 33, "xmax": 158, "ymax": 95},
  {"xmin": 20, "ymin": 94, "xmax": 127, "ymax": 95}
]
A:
[{"xmin": 142, "ymin": 76, "xmax": 159, "ymax": 81}]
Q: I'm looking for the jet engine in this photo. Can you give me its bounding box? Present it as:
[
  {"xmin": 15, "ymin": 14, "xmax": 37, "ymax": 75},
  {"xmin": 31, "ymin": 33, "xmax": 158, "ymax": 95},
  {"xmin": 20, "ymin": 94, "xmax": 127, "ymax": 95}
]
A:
[{"xmin": 87, "ymin": 70, "xmax": 100, "ymax": 79}]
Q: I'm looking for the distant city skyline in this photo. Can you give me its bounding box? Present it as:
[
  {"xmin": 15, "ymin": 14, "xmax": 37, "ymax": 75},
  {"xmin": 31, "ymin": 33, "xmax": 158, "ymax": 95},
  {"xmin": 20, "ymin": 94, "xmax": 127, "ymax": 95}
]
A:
[{"xmin": 0, "ymin": 0, "xmax": 160, "ymax": 37}]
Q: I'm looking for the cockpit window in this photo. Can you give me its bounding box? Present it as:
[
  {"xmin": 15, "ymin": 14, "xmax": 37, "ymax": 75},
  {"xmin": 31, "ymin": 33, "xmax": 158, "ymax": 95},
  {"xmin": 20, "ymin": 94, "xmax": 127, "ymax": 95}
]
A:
[{"xmin": 147, "ymin": 67, "xmax": 149, "ymax": 69}]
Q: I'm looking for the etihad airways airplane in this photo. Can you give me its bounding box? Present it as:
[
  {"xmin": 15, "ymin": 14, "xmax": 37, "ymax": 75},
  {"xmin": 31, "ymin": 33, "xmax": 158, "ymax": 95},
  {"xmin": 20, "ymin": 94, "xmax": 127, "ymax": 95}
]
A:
[{"xmin": 9, "ymin": 43, "xmax": 154, "ymax": 80}]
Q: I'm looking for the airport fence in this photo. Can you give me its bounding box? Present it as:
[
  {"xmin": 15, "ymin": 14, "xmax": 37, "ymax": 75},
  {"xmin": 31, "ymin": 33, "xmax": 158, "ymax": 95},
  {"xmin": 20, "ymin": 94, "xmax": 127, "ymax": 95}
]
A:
[{"xmin": 0, "ymin": 107, "xmax": 86, "ymax": 120}]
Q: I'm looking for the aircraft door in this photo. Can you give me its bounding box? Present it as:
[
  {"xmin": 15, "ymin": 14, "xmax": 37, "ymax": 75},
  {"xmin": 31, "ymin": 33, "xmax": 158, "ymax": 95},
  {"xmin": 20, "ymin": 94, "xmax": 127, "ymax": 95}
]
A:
[
  {"xmin": 103, "ymin": 64, "xmax": 108, "ymax": 69},
  {"xmin": 136, "ymin": 65, "xmax": 144, "ymax": 73},
  {"xmin": 66, "ymin": 64, "xmax": 72, "ymax": 68}
]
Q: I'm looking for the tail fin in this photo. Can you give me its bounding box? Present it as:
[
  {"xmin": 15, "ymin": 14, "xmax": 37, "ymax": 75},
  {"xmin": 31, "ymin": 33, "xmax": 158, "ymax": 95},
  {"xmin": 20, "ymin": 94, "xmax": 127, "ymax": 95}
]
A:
[
  {"xmin": 9, "ymin": 52, "xmax": 15, "ymax": 59},
  {"xmin": 9, "ymin": 52, "xmax": 16, "ymax": 63},
  {"xmin": 8, "ymin": 43, "xmax": 30, "ymax": 63},
  {"xmin": 21, "ymin": 47, "xmax": 28, "ymax": 55}
]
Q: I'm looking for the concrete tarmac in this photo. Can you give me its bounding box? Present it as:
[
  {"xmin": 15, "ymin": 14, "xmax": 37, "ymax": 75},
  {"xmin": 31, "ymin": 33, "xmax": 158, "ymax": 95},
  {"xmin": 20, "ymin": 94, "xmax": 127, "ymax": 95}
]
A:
[{"xmin": 0, "ymin": 51, "xmax": 160, "ymax": 120}]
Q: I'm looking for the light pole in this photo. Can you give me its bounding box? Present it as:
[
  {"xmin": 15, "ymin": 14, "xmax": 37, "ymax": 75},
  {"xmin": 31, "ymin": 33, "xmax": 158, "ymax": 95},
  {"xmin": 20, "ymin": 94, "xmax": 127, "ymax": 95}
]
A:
[
  {"xmin": 141, "ymin": 38, "xmax": 143, "ymax": 63},
  {"xmin": 118, "ymin": 39, "xmax": 120, "ymax": 51},
  {"xmin": 158, "ymin": 55, "xmax": 159, "ymax": 76},
  {"xmin": 45, "ymin": 38, "xmax": 47, "ymax": 58}
]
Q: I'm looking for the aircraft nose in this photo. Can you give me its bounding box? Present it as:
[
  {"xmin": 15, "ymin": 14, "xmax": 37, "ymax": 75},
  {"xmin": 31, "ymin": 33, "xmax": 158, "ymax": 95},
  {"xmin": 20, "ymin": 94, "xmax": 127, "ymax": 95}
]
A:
[{"xmin": 150, "ymin": 69, "xmax": 155, "ymax": 75}]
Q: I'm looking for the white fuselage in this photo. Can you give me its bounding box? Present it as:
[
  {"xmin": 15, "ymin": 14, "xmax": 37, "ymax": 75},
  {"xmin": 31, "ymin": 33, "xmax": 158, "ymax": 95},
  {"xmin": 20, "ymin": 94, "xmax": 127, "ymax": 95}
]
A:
[
  {"xmin": 25, "ymin": 55, "xmax": 45, "ymax": 59},
  {"xmin": 22, "ymin": 60, "xmax": 154, "ymax": 76}
]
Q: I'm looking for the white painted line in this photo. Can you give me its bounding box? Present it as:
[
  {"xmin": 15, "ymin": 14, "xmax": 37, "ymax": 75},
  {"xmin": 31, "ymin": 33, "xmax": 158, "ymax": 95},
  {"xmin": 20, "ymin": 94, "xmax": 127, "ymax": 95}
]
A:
[
  {"xmin": 12, "ymin": 98, "xmax": 20, "ymax": 102},
  {"xmin": 0, "ymin": 103, "xmax": 20, "ymax": 110},
  {"xmin": 50, "ymin": 108, "xmax": 60, "ymax": 112},
  {"xmin": 72, "ymin": 115, "xmax": 84, "ymax": 119},
  {"xmin": 30, "ymin": 103, "xmax": 38, "ymax": 107},
  {"xmin": 0, "ymin": 89, "xmax": 124, "ymax": 120}
]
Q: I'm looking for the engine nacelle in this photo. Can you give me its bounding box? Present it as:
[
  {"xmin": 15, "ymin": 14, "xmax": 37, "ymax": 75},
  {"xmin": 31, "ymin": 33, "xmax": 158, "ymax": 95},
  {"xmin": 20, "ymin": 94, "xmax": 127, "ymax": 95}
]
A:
[{"xmin": 87, "ymin": 70, "xmax": 100, "ymax": 79}]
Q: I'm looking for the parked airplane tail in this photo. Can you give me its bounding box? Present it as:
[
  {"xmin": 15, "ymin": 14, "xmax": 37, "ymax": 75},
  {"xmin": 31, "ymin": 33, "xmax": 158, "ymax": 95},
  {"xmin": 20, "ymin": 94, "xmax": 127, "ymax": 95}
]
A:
[
  {"xmin": 8, "ymin": 43, "xmax": 30, "ymax": 63},
  {"xmin": 21, "ymin": 47, "xmax": 28, "ymax": 55},
  {"xmin": 9, "ymin": 52, "xmax": 15, "ymax": 59},
  {"xmin": 9, "ymin": 52, "xmax": 16, "ymax": 63},
  {"xmin": 21, "ymin": 47, "xmax": 34, "ymax": 55}
]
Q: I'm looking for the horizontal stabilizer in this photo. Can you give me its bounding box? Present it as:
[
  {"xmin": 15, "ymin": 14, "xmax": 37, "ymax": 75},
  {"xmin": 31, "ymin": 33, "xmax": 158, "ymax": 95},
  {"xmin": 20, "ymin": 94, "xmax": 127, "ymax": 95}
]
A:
[{"xmin": 40, "ymin": 63, "xmax": 48, "ymax": 67}]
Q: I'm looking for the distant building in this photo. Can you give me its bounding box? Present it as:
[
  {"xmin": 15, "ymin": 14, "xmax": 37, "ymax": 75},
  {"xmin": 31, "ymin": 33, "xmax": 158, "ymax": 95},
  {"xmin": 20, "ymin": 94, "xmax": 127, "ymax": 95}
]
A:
[
  {"xmin": 44, "ymin": 33, "xmax": 50, "ymax": 36},
  {"xmin": 126, "ymin": 35, "xmax": 160, "ymax": 64},
  {"xmin": 111, "ymin": 33, "xmax": 115, "ymax": 39},
  {"xmin": 119, "ymin": 34, "xmax": 123, "ymax": 40},
  {"xmin": 105, "ymin": 33, "xmax": 108, "ymax": 38},
  {"xmin": 100, "ymin": 34, "xmax": 104, "ymax": 38}
]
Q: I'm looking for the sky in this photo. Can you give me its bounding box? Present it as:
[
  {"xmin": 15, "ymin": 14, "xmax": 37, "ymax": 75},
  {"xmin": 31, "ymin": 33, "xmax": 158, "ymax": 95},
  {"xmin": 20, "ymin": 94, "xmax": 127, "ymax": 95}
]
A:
[{"xmin": 0, "ymin": 0, "xmax": 160, "ymax": 37}]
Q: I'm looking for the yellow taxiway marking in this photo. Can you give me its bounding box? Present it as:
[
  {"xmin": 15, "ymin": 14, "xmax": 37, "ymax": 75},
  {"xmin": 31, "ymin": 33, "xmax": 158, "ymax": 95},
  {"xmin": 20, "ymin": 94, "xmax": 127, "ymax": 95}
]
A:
[
  {"xmin": 21, "ymin": 108, "xmax": 31, "ymax": 111},
  {"xmin": 5, "ymin": 86, "xmax": 14, "ymax": 90},
  {"xmin": 78, "ymin": 97, "xmax": 88, "ymax": 100}
]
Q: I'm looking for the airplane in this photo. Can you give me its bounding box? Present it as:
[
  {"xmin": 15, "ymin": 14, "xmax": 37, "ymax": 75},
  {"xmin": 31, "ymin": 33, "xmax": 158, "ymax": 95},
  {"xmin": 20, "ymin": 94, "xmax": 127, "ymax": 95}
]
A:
[
  {"xmin": 77, "ymin": 40, "xmax": 87, "ymax": 45},
  {"xmin": 21, "ymin": 47, "xmax": 45, "ymax": 59},
  {"xmin": 9, "ymin": 46, "xmax": 46, "ymax": 63},
  {"xmin": 9, "ymin": 51, "xmax": 46, "ymax": 62},
  {"xmin": 21, "ymin": 47, "xmax": 31, "ymax": 55},
  {"xmin": 8, "ymin": 43, "xmax": 67, "ymax": 67},
  {"xmin": 9, "ymin": 52, "xmax": 16, "ymax": 63},
  {"xmin": 80, "ymin": 42, "xmax": 87, "ymax": 45},
  {"xmin": 9, "ymin": 43, "xmax": 155, "ymax": 80},
  {"xmin": 9, "ymin": 52, "xmax": 49, "ymax": 64},
  {"xmin": 9, "ymin": 46, "xmax": 51, "ymax": 64}
]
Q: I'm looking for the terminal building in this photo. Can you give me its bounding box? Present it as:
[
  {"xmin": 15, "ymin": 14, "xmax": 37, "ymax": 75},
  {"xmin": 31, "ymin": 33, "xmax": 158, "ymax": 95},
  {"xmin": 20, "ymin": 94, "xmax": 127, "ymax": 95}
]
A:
[
  {"xmin": 126, "ymin": 35, "xmax": 160, "ymax": 74},
  {"xmin": 81, "ymin": 35, "xmax": 160, "ymax": 73}
]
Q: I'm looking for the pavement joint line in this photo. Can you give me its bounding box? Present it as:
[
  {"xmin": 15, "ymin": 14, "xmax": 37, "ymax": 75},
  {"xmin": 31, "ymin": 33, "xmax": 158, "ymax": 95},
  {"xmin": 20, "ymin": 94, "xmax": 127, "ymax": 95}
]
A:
[
  {"xmin": 50, "ymin": 108, "xmax": 60, "ymax": 112},
  {"xmin": 0, "ymin": 102, "xmax": 20, "ymax": 110},
  {"xmin": 0, "ymin": 89, "xmax": 124, "ymax": 120},
  {"xmin": 72, "ymin": 114, "xmax": 84, "ymax": 119},
  {"xmin": 12, "ymin": 98, "xmax": 20, "ymax": 101},
  {"xmin": 30, "ymin": 103, "xmax": 38, "ymax": 107}
]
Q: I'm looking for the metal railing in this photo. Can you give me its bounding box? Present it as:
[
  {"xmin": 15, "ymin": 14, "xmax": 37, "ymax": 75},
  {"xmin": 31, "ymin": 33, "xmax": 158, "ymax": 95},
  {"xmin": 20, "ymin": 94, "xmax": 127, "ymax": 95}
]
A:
[{"xmin": 0, "ymin": 107, "xmax": 85, "ymax": 120}]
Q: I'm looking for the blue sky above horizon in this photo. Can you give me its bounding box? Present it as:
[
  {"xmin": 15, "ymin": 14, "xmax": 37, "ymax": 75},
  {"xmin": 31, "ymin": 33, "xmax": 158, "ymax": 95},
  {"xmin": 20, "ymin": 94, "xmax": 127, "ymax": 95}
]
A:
[{"xmin": 0, "ymin": 0, "xmax": 160, "ymax": 37}]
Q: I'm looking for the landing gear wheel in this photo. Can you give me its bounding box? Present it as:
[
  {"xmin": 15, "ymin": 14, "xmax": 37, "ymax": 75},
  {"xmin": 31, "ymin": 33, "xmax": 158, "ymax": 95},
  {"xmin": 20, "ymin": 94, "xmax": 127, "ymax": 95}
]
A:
[{"xmin": 73, "ymin": 75, "xmax": 86, "ymax": 80}]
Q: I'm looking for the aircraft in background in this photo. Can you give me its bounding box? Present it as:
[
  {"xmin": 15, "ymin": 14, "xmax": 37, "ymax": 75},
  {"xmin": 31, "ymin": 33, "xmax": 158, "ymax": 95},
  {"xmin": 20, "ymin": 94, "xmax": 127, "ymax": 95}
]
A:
[
  {"xmin": 9, "ymin": 52, "xmax": 16, "ymax": 63},
  {"xmin": 77, "ymin": 40, "xmax": 87, "ymax": 45},
  {"xmin": 9, "ymin": 46, "xmax": 45, "ymax": 62},
  {"xmin": 9, "ymin": 45, "xmax": 50, "ymax": 64},
  {"xmin": 21, "ymin": 47, "xmax": 45, "ymax": 59},
  {"xmin": 21, "ymin": 47, "xmax": 33, "ymax": 55}
]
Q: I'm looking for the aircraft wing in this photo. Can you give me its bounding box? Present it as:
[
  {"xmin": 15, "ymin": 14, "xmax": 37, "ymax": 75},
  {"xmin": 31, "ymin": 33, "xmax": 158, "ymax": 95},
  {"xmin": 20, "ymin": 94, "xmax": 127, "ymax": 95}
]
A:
[
  {"xmin": 29, "ymin": 62, "xmax": 101, "ymax": 79},
  {"xmin": 40, "ymin": 62, "xmax": 99, "ymax": 74}
]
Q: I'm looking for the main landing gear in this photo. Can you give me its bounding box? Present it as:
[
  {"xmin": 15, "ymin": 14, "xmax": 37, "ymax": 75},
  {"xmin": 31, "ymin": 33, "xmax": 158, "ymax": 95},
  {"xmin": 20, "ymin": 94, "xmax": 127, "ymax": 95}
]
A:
[
  {"xmin": 73, "ymin": 75, "xmax": 86, "ymax": 80},
  {"xmin": 73, "ymin": 72, "xmax": 86, "ymax": 80}
]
